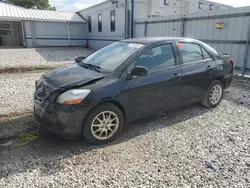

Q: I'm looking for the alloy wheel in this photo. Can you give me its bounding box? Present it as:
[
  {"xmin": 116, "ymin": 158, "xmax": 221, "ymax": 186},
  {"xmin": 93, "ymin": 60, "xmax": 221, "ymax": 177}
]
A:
[
  {"xmin": 209, "ymin": 84, "xmax": 223, "ymax": 105},
  {"xmin": 91, "ymin": 111, "xmax": 119, "ymax": 140}
]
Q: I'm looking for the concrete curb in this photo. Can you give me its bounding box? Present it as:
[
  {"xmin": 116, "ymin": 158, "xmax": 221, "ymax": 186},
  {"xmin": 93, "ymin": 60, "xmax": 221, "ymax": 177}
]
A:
[{"xmin": 0, "ymin": 65, "xmax": 60, "ymax": 74}]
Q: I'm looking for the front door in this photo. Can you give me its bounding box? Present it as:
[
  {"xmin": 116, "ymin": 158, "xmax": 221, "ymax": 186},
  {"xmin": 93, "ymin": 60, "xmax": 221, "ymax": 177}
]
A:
[{"xmin": 126, "ymin": 43, "xmax": 182, "ymax": 117}]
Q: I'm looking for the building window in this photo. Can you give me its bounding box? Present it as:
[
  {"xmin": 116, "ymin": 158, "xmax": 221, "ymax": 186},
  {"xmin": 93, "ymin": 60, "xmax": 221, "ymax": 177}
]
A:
[
  {"xmin": 164, "ymin": 0, "xmax": 169, "ymax": 5},
  {"xmin": 110, "ymin": 10, "xmax": 115, "ymax": 32},
  {"xmin": 198, "ymin": 2, "xmax": 203, "ymax": 9},
  {"xmin": 0, "ymin": 22, "xmax": 12, "ymax": 36},
  {"xmin": 98, "ymin": 14, "xmax": 102, "ymax": 32},
  {"xmin": 209, "ymin": 4, "xmax": 214, "ymax": 10},
  {"xmin": 88, "ymin": 16, "xmax": 91, "ymax": 33}
]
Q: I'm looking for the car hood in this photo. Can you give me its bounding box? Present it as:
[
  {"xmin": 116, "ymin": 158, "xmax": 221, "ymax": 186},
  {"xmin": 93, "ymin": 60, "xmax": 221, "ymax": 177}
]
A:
[{"xmin": 43, "ymin": 63, "xmax": 105, "ymax": 88}]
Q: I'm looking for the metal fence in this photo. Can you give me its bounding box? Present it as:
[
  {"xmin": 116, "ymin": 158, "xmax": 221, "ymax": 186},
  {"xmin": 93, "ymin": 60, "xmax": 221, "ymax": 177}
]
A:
[{"xmin": 135, "ymin": 6, "xmax": 250, "ymax": 76}]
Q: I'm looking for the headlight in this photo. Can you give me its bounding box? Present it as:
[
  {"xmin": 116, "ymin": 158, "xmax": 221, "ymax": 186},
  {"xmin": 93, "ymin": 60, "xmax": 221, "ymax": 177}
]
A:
[{"xmin": 56, "ymin": 89, "xmax": 91, "ymax": 105}]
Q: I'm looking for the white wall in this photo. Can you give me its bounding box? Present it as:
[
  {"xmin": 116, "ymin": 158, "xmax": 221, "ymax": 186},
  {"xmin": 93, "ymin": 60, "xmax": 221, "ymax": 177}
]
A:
[
  {"xmin": 78, "ymin": 0, "xmax": 126, "ymax": 50},
  {"xmin": 129, "ymin": 0, "xmax": 232, "ymax": 19},
  {"xmin": 74, "ymin": 0, "xmax": 232, "ymax": 50},
  {"xmin": 186, "ymin": 0, "xmax": 223, "ymax": 13},
  {"xmin": 130, "ymin": 0, "xmax": 150, "ymax": 20},
  {"xmin": 24, "ymin": 21, "xmax": 87, "ymax": 47}
]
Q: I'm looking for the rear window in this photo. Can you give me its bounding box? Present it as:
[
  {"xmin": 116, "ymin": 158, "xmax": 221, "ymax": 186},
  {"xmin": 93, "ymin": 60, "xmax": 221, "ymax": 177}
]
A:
[
  {"xmin": 201, "ymin": 47, "xmax": 212, "ymax": 60},
  {"xmin": 178, "ymin": 43, "xmax": 203, "ymax": 64},
  {"xmin": 178, "ymin": 42, "xmax": 214, "ymax": 63},
  {"xmin": 199, "ymin": 41, "xmax": 218, "ymax": 56}
]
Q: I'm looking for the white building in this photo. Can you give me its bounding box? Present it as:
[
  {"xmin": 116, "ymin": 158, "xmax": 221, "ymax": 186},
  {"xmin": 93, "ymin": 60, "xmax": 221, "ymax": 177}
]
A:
[
  {"xmin": 0, "ymin": 0, "xmax": 233, "ymax": 49},
  {"xmin": 130, "ymin": 0, "xmax": 232, "ymax": 19},
  {"xmin": 77, "ymin": 0, "xmax": 232, "ymax": 49},
  {"xmin": 77, "ymin": 0, "xmax": 127, "ymax": 50},
  {"xmin": 0, "ymin": 2, "xmax": 87, "ymax": 47}
]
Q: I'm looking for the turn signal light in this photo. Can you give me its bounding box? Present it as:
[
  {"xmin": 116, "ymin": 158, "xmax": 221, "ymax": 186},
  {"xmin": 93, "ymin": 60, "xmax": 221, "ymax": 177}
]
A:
[{"xmin": 63, "ymin": 98, "xmax": 83, "ymax": 105}]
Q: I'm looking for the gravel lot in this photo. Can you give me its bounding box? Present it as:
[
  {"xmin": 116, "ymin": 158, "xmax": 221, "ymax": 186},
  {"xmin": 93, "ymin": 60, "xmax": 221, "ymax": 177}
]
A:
[
  {"xmin": 0, "ymin": 77, "xmax": 249, "ymax": 187},
  {"xmin": 0, "ymin": 47, "xmax": 93, "ymax": 71},
  {"xmin": 0, "ymin": 71, "xmax": 46, "ymax": 116},
  {"xmin": 0, "ymin": 47, "xmax": 93, "ymax": 115}
]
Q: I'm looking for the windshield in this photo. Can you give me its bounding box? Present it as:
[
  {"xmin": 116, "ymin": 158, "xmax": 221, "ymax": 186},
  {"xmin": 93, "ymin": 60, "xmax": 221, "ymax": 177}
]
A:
[{"xmin": 80, "ymin": 42, "xmax": 144, "ymax": 71}]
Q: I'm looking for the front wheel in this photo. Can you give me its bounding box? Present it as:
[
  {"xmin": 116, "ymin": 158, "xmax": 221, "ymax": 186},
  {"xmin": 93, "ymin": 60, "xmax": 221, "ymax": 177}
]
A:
[
  {"xmin": 82, "ymin": 103, "xmax": 124, "ymax": 145},
  {"xmin": 201, "ymin": 81, "xmax": 224, "ymax": 108}
]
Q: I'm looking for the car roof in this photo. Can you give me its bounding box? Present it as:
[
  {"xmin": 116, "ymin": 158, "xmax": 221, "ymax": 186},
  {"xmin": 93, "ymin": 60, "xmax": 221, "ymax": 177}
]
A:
[{"xmin": 122, "ymin": 37, "xmax": 200, "ymax": 45}]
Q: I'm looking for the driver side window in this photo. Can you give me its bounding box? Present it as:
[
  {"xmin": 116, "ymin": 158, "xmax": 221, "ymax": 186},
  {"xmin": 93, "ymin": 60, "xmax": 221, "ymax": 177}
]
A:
[
  {"xmin": 178, "ymin": 43, "xmax": 203, "ymax": 64},
  {"xmin": 131, "ymin": 43, "xmax": 176, "ymax": 73}
]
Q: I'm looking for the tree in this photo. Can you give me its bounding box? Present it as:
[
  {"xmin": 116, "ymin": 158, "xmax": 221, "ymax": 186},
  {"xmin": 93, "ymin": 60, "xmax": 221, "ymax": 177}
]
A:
[{"xmin": 2, "ymin": 0, "xmax": 56, "ymax": 10}]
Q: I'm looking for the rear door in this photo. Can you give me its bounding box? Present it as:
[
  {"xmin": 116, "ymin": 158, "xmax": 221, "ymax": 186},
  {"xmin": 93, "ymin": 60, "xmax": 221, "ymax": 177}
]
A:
[
  {"xmin": 126, "ymin": 43, "xmax": 182, "ymax": 116},
  {"xmin": 177, "ymin": 42, "xmax": 216, "ymax": 104}
]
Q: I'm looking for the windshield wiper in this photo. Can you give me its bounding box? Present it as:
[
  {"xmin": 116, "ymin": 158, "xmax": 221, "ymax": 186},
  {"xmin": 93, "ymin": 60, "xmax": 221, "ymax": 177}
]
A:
[{"xmin": 79, "ymin": 63, "xmax": 101, "ymax": 73}]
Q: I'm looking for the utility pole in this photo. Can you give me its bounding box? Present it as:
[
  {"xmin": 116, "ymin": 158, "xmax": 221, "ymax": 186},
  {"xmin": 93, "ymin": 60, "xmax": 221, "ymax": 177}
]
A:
[{"xmin": 176, "ymin": 0, "xmax": 188, "ymax": 37}]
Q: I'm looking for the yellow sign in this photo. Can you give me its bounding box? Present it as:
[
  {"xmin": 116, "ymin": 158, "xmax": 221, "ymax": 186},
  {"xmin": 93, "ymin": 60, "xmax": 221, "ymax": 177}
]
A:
[{"xmin": 216, "ymin": 22, "xmax": 224, "ymax": 29}]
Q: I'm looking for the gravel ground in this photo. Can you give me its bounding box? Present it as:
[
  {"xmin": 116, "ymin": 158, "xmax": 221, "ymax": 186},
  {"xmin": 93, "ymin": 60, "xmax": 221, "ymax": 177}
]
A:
[
  {"xmin": 0, "ymin": 71, "xmax": 46, "ymax": 116},
  {"xmin": 0, "ymin": 47, "xmax": 93, "ymax": 71},
  {"xmin": 0, "ymin": 77, "xmax": 249, "ymax": 187}
]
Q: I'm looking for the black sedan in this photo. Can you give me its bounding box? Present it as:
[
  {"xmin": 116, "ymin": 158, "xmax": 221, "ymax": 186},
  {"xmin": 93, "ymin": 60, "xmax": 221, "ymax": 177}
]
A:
[{"xmin": 34, "ymin": 37, "xmax": 234, "ymax": 144}]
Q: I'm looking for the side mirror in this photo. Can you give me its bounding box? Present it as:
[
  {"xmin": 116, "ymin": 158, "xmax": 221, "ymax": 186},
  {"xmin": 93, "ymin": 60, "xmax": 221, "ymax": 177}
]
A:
[
  {"xmin": 75, "ymin": 56, "xmax": 86, "ymax": 63},
  {"xmin": 131, "ymin": 66, "xmax": 148, "ymax": 77}
]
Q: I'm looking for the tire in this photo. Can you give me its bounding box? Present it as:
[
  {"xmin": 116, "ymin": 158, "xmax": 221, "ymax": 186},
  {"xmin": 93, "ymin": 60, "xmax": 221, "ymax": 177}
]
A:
[
  {"xmin": 201, "ymin": 81, "xmax": 224, "ymax": 108},
  {"xmin": 82, "ymin": 103, "xmax": 124, "ymax": 145}
]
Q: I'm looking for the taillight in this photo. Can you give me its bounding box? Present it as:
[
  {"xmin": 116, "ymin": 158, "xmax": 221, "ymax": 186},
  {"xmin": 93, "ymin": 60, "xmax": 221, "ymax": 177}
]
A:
[{"xmin": 230, "ymin": 58, "xmax": 234, "ymax": 67}]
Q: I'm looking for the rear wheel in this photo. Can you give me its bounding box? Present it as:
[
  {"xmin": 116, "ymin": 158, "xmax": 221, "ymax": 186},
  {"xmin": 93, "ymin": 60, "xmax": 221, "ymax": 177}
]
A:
[
  {"xmin": 83, "ymin": 103, "xmax": 124, "ymax": 145},
  {"xmin": 201, "ymin": 81, "xmax": 224, "ymax": 108}
]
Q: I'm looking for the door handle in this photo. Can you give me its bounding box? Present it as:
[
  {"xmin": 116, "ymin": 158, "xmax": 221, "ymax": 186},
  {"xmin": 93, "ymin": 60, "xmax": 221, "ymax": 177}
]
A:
[
  {"xmin": 172, "ymin": 73, "xmax": 182, "ymax": 79},
  {"xmin": 207, "ymin": 65, "xmax": 216, "ymax": 71}
]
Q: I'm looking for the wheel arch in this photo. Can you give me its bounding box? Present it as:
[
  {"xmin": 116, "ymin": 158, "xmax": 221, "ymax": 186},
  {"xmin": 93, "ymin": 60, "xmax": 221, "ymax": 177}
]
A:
[{"xmin": 215, "ymin": 75, "xmax": 226, "ymax": 88}]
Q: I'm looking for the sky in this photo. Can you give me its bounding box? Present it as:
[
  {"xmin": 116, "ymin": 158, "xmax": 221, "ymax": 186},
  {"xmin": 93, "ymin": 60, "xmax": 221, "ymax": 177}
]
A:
[
  {"xmin": 49, "ymin": 0, "xmax": 105, "ymax": 12},
  {"xmin": 49, "ymin": 0, "xmax": 250, "ymax": 12}
]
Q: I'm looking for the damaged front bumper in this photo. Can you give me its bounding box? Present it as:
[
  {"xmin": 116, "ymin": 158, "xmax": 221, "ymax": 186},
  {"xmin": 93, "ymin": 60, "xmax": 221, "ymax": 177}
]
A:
[{"xmin": 33, "ymin": 99, "xmax": 89, "ymax": 138}]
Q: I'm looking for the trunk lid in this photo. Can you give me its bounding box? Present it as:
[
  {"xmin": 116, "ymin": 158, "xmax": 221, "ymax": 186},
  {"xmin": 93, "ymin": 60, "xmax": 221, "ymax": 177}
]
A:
[{"xmin": 219, "ymin": 53, "xmax": 234, "ymax": 75}]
